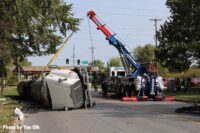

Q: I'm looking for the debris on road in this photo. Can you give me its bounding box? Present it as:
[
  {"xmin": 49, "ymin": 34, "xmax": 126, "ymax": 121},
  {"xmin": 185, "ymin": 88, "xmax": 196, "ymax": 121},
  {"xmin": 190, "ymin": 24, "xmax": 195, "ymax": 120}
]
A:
[{"xmin": 175, "ymin": 103, "xmax": 200, "ymax": 113}]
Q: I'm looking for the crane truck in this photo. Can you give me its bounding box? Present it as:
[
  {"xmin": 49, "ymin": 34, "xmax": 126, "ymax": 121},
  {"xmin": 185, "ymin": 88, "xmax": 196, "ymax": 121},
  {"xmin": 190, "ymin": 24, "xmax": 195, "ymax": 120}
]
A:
[{"xmin": 87, "ymin": 10, "xmax": 166, "ymax": 101}]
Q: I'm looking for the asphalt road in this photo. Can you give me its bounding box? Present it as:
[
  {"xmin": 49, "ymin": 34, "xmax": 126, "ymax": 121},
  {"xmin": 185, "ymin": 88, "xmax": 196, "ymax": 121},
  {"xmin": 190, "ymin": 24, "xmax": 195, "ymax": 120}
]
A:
[{"xmin": 24, "ymin": 93, "xmax": 200, "ymax": 133}]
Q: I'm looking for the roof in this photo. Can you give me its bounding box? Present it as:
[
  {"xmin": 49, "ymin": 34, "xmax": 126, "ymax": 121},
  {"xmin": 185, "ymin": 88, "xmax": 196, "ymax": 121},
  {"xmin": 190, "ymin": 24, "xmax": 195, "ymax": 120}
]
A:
[{"xmin": 12, "ymin": 66, "xmax": 75, "ymax": 75}]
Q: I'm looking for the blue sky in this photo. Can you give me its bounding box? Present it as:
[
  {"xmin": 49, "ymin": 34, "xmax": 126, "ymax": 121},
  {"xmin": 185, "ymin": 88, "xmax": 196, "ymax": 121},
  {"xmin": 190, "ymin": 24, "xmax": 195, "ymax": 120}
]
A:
[{"xmin": 28, "ymin": 0, "xmax": 170, "ymax": 66}]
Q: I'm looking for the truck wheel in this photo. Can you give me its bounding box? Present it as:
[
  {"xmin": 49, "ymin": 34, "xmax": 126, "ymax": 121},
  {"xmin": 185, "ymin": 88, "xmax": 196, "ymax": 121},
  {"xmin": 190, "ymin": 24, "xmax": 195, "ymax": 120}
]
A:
[
  {"xmin": 125, "ymin": 86, "xmax": 130, "ymax": 96},
  {"xmin": 102, "ymin": 90, "xmax": 107, "ymax": 96},
  {"xmin": 131, "ymin": 85, "xmax": 136, "ymax": 96},
  {"xmin": 120, "ymin": 86, "xmax": 125, "ymax": 97},
  {"xmin": 127, "ymin": 86, "xmax": 133, "ymax": 96}
]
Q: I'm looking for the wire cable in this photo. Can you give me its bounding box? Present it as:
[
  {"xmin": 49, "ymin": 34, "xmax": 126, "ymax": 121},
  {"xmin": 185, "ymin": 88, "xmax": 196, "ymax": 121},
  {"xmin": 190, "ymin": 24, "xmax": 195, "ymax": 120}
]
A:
[{"xmin": 87, "ymin": 17, "xmax": 95, "ymax": 63}]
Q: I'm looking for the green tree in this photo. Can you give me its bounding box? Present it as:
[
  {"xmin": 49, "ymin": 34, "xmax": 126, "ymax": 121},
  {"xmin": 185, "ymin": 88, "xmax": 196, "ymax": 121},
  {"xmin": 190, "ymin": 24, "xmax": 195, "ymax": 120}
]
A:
[
  {"xmin": 0, "ymin": 0, "xmax": 79, "ymax": 94},
  {"xmin": 90, "ymin": 60, "xmax": 104, "ymax": 69},
  {"xmin": 0, "ymin": 44, "xmax": 11, "ymax": 95},
  {"xmin": 157, "ymin": 0, "xmax": 200, "ymax": 72},
  {"xmin": 0, "ymin": 0, "xmax": 80, "ymax": 64},
  {"xmin": 133, "ymin": 44, "xmax": 156, "ymax": 63},
  {"xmin": 18, "ymin": 58, "xmax": 32, "ymax": 67},
  {"xmin": 5, "ymin": 58, "xmax": 31, "ymax": 86},
  {"xmin": 109, "ymin": 57, "xmax": 122, "ymax": 67},
  {"xmin": 0, "ymin": 44, "xmax": 11, "ymax": 68}
]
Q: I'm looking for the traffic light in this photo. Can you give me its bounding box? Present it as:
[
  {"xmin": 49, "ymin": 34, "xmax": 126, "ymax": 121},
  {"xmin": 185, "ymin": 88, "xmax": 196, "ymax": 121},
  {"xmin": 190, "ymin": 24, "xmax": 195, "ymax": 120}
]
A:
[
  {"xmin": 77, "ymin": 59, "xmax": 80, "ymax": 65},
  {"xmin": 66, "ymin": 59, "xmax": 69, "ymax": 64}
]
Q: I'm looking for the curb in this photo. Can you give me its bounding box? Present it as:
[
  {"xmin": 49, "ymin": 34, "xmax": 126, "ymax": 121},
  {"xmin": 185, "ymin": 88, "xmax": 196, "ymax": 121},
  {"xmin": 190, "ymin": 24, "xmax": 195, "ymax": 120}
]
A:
[{"xmin": 175, "ymin": 98, "xmax": 200, "ymax": 104}]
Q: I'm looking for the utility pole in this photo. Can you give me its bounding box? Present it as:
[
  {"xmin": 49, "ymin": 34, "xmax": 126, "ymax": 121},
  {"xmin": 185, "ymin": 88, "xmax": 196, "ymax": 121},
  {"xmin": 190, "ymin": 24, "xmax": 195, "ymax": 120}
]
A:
[
  {"xmin": 150, "ymin": 18, "xmax": 162, "ymax": 69},
  {"xmin": 88, "ymin": 19, "xmax": 95, "ymax": 66},
  {"xmin": 72, "ymin": 44, "xmax": 75, "ymax": 67},
  {"xmin": 89, "ymin": 46, "xmax": 95, "ymax": 65}
]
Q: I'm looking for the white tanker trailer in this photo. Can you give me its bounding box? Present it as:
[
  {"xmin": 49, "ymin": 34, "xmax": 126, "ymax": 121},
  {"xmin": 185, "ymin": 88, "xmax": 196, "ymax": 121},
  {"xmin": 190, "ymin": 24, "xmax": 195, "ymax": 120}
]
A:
[{"xmin": 17, "ymin": 67, "xmax": 94, "ymax": 110}]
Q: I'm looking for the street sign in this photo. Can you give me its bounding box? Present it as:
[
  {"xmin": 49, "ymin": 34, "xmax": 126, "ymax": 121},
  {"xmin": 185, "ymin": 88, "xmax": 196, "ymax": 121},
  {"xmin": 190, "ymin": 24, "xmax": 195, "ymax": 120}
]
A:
[
  {"xmin": 89, "ymin": 75, "xmax": 94, "ymax": 79},
  {"xmin": 82, "ymin": 60, "xmax": 89, "ymax": 65}
]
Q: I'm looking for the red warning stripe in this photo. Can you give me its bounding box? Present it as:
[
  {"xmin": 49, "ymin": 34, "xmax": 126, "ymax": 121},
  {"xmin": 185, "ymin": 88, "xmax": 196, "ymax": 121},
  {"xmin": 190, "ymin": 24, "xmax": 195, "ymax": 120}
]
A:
[
  {"xmin": 165, "ymin": 96, "xmax": 175, "ymax": 101},
  {"xmin": 122, "ymin": 96, "xmax": 138, "ymax": 101}
]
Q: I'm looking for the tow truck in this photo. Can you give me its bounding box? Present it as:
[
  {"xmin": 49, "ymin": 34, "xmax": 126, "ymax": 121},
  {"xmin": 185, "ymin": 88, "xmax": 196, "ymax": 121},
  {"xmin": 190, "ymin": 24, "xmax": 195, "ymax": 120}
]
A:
[{"xmin": 87, "ymin": 10, "xmax": 173, "ymax": 101}]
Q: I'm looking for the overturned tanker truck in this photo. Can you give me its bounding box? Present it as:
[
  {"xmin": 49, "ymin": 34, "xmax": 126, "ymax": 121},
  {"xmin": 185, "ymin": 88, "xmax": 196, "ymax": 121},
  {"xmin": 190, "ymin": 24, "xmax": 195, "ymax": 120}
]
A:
[{"xmin": 17, "ymin": 67, "xmax": 94, "ymax": 110}]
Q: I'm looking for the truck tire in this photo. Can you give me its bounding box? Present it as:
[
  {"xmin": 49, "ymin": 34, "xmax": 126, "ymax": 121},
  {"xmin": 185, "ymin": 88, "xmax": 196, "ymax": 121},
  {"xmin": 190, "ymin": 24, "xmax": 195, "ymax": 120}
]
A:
[{"xmin": 120, "ymin": 86, "xmax": 126, "ymax": 97}]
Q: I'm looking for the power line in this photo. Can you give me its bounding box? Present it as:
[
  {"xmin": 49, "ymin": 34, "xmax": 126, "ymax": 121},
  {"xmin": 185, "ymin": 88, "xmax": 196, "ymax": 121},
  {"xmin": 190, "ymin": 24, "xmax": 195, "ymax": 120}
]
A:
[
  {"xmin": 73, "ymin": 5, "xmax": 169, "ymax": 13},
  {"xmin": 75, "ymin": 9, "xmax": 169, "ymax": 18}
]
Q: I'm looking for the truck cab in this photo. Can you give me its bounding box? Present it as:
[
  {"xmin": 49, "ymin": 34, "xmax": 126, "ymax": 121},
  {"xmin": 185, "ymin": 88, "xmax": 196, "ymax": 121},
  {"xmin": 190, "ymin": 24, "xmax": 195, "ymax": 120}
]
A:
[{"xmin": 109, "ymin": 67, "xmax": 126, "ymax": 77}]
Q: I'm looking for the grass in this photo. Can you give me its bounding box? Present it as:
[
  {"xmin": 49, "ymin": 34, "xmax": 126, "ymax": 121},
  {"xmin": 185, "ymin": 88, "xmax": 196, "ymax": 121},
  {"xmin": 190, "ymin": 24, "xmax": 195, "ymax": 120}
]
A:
[
  {"xmin": 164, "ymin": 68, "xmax": 200, "ymax": 78},
  {"xmin": 0, "ymin": 86, "xmax": 21, "ymax": 133},
  {"xmin": 164, "ymin": 87, "xmax": 200, "ymax": 101}
]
